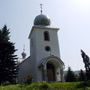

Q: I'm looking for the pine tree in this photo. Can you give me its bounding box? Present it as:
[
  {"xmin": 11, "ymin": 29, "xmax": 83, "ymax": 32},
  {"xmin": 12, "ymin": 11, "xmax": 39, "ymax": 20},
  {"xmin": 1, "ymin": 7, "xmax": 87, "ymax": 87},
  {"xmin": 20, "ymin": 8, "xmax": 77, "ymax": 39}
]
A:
[
  {"xmin": 81, "ymin": 50, "xmax": 90, "ymax": 80},
  {"xmin": 79, "ymin": 69, "xmax": 85, "ymax": 81},
  {"xmin": 65, "ymin": 67, "xmax": 76, "ymax": 82},
  {"xmin": 0, "ymin": 25, "xmax": 18, "ymax": 84}
]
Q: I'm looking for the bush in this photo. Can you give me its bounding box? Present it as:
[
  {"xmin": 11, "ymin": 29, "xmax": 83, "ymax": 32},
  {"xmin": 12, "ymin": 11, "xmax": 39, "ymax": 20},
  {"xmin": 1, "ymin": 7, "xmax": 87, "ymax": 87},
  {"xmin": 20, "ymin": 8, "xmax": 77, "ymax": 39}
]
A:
[
  {"xmin": 39, "ymin": 82, "xmax": 51, "ymax": 90},
  {"xmin": 25, "ymin": 75, "xmax": 32, "ymax": 84},
  {"xmin": 77, "ymin": 80, "xmax": 90, "ymax": 90}
]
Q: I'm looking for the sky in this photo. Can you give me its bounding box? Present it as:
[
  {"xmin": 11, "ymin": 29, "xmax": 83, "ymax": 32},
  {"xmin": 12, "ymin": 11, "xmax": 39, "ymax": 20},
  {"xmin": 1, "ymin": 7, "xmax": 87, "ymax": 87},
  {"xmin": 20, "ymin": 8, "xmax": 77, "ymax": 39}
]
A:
[{"xmin": 0, "ymin": 0, "xmax": 90, "ymax": 71}]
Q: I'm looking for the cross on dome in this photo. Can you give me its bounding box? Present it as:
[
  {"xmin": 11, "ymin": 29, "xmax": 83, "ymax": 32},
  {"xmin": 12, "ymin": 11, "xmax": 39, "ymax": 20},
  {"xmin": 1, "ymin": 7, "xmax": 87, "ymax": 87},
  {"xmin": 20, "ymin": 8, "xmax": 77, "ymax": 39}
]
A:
[
  {"xmin": 21, "ymin": 45, "xmax": 26, "ymax": 59},
  {"xmin": 40, "ymin": 4, "xmax": 43, "ymax": 14},
  {"xmin": 34, "ymin": 4, "xmax": 51, "ymax": 26}
]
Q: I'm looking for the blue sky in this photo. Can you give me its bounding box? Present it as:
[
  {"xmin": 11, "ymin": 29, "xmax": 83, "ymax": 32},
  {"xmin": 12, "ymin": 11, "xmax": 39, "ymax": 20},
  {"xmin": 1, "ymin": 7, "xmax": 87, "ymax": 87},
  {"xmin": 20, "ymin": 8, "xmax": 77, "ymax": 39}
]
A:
[{"xmin": 0, "ymin": 0, "xmax": 90, "ymax": 70}]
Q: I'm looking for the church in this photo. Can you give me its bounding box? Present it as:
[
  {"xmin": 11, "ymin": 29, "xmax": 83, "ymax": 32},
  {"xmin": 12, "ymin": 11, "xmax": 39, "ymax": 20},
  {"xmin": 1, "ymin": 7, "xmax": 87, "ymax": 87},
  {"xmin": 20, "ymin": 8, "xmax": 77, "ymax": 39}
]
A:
[{"xmin": 17, "ymin": 8, "xmax": 65, "ymax": 83}]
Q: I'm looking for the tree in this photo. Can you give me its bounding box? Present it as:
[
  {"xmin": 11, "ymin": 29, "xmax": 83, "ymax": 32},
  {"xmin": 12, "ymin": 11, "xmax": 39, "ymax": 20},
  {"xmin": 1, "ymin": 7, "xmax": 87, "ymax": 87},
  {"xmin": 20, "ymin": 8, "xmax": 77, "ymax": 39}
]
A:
[
  {"xmin": 79, "ymin": 69, "xmax": 85, "ymax": 81},
  {"xmin": 81, "ymin": 50, "xmax": 90, "ymax": 80},
  {"xmin": 65, "ymin": 67, "xmax": 76, "ymax": 82},
  {"xmin": 0, "ymin": 25, "xmax": 18, "ymax": 84}
]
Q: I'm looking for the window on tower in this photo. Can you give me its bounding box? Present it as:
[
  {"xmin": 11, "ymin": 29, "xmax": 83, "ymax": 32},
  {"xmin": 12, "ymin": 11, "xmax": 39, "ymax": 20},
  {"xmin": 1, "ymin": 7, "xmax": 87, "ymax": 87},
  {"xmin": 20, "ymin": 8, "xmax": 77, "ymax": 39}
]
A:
[
  {"xmin": 45, "ymin": 46, "xmax": 51, "ymax": 52},
  {"xmin": 44, "ymin": 31, "xmax": 50, "ymax": 41}
]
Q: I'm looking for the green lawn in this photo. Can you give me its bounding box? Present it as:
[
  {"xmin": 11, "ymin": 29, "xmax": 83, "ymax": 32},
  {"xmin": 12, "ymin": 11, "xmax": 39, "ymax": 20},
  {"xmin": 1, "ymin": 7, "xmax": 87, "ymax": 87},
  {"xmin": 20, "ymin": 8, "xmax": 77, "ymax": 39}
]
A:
[{"xmin": 0, "ymin": 82, "xmax": 90, "ymax": 90}]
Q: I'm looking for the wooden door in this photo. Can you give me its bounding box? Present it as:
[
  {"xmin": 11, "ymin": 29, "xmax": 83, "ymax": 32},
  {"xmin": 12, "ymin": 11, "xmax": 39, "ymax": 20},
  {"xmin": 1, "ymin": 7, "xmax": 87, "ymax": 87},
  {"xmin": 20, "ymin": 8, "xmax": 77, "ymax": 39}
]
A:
[{"xmin": 47, "ymin": 63, "xmax": 55, "ymax": 81}]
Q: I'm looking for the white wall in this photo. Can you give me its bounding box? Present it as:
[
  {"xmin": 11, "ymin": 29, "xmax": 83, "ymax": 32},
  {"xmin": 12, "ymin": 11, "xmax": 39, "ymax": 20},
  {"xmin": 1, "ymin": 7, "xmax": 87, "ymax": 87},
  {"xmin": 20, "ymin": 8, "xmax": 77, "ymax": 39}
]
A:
[
  {"xmin": 17, "ymin": 56, "xmax": 32, "ymax": 83},
  {"xmin": 29, "ymin": 26, "xmax": 61, "ymax": 81}
]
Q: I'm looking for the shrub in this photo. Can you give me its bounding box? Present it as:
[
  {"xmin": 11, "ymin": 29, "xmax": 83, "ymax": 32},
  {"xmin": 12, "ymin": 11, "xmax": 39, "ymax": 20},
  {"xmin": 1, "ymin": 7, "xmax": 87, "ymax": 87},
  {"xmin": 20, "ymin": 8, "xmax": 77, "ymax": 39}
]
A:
[
  {"xmin": 25, "ymin": 75, "xmax": 32, "ymax": 84},
  {"xmin": 39, "ymin": 82, "xmax": 51, "ymax": 90}
]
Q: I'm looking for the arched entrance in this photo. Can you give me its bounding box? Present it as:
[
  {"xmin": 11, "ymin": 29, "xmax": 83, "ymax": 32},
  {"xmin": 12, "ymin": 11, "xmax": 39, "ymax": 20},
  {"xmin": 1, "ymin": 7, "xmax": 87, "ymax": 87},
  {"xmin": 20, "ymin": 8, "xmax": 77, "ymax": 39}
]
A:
[
  {"xmin": 39, "ymin": 55, "xmax": 64, "ymax": 82},
  {"xmin": 47, "ymin": 62, "xmax": 56, "ymax": 81}
]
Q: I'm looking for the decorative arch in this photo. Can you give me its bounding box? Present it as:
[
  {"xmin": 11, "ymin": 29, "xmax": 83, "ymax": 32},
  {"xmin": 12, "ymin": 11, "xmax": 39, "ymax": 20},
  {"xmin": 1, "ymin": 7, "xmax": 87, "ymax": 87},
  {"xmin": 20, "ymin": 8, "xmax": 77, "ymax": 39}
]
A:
[{"xmin": 38, "ymin": 55, "xmax": 64, "ymax": 82}]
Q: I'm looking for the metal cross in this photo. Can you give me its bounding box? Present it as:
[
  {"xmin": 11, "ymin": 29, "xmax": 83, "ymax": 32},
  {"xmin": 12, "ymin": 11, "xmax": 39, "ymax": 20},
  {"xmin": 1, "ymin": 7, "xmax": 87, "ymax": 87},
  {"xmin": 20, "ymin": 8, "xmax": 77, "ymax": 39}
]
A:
[
  {"xmin": 40, "ymin": 4, "xmax": 43, "ymax": 14},
  {"xmin": 23, "ymin": 45, "xmax": 25, "ymax": 52}
]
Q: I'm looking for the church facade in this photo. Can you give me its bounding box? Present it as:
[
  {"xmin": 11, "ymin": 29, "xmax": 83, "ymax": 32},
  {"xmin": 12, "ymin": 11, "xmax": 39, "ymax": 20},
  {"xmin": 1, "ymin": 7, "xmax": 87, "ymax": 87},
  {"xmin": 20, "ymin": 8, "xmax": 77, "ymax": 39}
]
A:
[{"xmin": 17, "ymin": 13, "xmax": 64, "ymax": 83}]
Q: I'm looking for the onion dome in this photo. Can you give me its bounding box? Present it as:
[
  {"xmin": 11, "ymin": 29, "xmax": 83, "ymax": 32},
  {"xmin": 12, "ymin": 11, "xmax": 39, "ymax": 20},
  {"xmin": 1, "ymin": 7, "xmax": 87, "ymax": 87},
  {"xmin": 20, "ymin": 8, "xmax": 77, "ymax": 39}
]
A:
[
  {"xmin": 21, "ymin": 52, "xmax": 26, "ymax": 59},
  {"xmin": 34, "ymin": 14, "xmax": 51, "ymax": 26},
  {"xmin": 21, "ymin": 45, "xmax": 26, "ymax": 59}
]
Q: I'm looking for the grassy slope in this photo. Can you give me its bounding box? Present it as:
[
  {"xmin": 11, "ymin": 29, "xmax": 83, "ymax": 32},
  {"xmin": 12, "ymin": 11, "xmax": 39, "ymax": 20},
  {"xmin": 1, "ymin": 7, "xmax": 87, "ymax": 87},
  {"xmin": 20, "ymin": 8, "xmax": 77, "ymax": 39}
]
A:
[{"xmin": 0, "ymin": 82, "xmax": 90, "ymax": 90}]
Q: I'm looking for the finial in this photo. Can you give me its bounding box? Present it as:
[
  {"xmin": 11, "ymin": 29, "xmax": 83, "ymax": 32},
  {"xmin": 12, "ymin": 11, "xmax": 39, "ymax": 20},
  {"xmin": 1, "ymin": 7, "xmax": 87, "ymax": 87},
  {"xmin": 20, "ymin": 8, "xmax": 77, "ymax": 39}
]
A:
[
  {"xmin": 23, "ymin": 45, "xmax": 25, "ymax": 52},
  {"xmin": 40, "ymin": 4, "xmax": 43, "ymax": 14},
  {"xmin": 21, "ymin": 45, "xmax": 26, "ymax": 59}
]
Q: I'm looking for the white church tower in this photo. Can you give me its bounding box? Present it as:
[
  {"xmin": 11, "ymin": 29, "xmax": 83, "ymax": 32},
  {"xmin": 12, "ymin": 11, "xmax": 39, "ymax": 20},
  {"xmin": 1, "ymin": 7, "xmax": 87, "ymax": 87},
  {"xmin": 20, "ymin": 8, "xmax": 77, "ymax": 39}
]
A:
[{"xmin": 18, "ymin": 5, "xmax": 64, "ymax": 83}]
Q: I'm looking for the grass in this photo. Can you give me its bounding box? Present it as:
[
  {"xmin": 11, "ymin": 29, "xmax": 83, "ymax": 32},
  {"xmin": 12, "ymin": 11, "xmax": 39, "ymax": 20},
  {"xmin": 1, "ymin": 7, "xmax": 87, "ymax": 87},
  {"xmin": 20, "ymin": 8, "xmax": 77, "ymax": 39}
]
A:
[{"xmin": 0, "ymin": 82, "xmax": 89, "ymax": 90}]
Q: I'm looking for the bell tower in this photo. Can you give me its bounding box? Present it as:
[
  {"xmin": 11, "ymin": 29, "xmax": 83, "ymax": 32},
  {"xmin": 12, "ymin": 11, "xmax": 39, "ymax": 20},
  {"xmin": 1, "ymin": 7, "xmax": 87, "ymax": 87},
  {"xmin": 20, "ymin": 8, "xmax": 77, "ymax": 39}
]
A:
[
  {"xmin": 28, "ymin": 6, "xmax": 64, "ymax": 81},
  {"xmin": 29, "ymin": 9, "xmax": 60, "ymax": 60}
]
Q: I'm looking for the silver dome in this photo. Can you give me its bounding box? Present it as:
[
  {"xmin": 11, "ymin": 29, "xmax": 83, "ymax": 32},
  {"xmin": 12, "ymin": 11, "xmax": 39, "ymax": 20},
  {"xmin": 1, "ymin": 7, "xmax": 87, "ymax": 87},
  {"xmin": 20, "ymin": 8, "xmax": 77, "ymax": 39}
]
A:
[{"xmin": 34, "ymin": 14, "xmax": 51, "ymax": 26}]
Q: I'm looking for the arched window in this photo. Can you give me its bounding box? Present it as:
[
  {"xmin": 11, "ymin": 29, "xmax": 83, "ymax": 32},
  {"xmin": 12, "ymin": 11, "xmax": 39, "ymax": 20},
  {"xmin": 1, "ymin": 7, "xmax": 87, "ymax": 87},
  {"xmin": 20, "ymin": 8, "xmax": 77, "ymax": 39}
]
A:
[{"xmin": 44, "ymin": 31, "xmax": 50, "ymax": 41}]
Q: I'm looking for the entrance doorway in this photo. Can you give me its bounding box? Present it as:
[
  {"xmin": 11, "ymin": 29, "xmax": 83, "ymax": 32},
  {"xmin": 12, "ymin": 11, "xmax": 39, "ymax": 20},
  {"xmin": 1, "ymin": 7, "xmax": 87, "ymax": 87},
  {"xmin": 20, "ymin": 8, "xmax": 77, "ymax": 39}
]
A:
[{"xmin": 47, "ymin": 63, "xmax": 56, "ymax": 81}]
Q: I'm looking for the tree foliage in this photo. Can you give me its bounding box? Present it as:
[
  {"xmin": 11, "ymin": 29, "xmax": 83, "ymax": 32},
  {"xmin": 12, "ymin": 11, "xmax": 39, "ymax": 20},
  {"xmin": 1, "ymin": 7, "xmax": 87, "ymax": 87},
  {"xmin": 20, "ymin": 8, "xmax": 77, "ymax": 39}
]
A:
[
  {"xmin": 81, "ymin": 49, "xmax": 90, "ymax": 80},
  {"xmin": 65, "ymin": 67, "xmax": 76, "ymax": 82},
  {"xmin": 0, "ymin": 25, "xmax": 18, "ymax": 84},
  {"xmin": 78, "ymin": 69, "xmax": 85, "ymax": 81}
]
